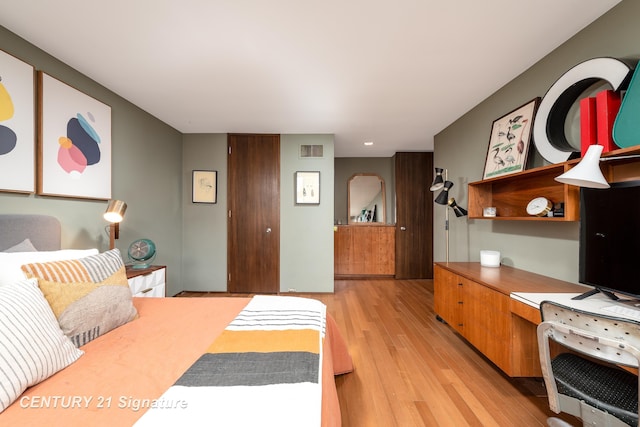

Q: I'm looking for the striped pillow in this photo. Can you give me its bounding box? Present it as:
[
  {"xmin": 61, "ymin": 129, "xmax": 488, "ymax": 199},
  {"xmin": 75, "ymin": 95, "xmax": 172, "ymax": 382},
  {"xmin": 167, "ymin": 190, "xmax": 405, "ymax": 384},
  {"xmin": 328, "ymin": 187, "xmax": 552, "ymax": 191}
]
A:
[
  {"xmin": 21, "ymin": 249, "xmax": 138, "ymax": 346},
  {"xmin": 0, "ymin": 278, "xmax": 83, "ymax": 413}
]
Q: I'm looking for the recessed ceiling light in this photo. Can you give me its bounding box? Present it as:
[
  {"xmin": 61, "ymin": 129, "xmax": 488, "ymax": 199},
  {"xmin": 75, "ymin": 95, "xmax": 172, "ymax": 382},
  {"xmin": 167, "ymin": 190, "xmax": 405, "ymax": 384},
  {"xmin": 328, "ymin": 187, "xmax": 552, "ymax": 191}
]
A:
[{"xmin": 364, "ymin": 141, "xmax": 374, "ymax": 146}]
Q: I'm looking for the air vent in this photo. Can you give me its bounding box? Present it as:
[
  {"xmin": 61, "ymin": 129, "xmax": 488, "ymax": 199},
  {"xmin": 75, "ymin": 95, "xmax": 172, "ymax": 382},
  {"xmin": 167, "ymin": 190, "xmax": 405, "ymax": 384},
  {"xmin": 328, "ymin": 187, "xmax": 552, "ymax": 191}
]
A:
[{"xmin": 300, "ymin": 145, "xmax": 324, "ymax": 158}]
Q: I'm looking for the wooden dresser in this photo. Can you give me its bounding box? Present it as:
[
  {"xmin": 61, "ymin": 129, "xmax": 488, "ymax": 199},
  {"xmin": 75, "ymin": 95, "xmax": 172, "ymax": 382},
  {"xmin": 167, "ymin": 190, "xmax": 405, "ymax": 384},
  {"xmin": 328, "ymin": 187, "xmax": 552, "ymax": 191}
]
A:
[{"xmin": 334, "ymin": 225, "xmax": 395, "ymax": 277}]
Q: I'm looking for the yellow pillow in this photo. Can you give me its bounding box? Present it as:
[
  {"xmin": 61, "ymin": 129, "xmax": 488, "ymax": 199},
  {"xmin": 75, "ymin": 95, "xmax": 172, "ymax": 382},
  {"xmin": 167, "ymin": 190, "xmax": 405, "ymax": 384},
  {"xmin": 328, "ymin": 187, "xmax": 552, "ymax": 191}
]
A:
[{"xmin": 21, "ymin": 248, "xmax": 138, "ymax": 347}]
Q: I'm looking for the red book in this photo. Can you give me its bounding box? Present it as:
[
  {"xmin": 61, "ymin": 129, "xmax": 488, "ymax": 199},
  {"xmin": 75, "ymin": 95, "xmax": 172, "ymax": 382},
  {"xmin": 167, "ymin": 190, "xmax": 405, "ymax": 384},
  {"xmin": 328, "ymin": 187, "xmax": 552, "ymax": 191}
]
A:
[
  {"xmin": 580, "ymin": 97, "xmax": 597, "ymax": 156},
  {"xmin": 596, "ymin": 89, "xmax": 621, "ymax": 153}
]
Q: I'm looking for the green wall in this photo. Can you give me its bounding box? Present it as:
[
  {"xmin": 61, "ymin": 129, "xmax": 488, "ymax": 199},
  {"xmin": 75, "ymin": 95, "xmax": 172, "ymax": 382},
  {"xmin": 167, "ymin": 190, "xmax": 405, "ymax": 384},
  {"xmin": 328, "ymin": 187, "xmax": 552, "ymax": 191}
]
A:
[
  {"xmin": 181, "ymin": 134, "xmax": 228, "ymax": 291},
  {"xmin": 181, "ymin": 134, "xmax": 335, "ymax": 293},
  {"xmin": 280, "ymin": 135, "xmax": 335, "ymax": 293},
  {"xmin": 433, "ymin": 0, "xmax": 639, "ymax": 283},
  {"xmin": 0, "ymin": 25, "xmax": 184, "ymax": 295}
]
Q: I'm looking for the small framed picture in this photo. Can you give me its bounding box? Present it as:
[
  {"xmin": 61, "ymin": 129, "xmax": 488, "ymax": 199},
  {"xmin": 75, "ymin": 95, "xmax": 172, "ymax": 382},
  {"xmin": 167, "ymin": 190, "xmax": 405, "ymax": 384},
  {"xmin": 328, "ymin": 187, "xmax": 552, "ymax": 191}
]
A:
[
  {"xmin": 482, "ymin": 98, "xmax": 540, "ymax": 179},
  {"xmin": 192, "ymin": 170, "xmax": 217, "ymax": 203},
  {"xmin": 295, "ymin": 171, "xmax": 320, "ymax": 205}
]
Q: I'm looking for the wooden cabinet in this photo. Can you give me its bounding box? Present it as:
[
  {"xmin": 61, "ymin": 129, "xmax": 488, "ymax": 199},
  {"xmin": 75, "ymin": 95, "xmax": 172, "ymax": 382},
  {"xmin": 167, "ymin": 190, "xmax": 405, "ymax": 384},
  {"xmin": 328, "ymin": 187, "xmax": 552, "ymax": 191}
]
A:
[
  {"xmin": 434, "ymin": 262, "xmax": 586, "ymax": 377},
  {"xmin": 463, "ymin": 279, "xmax": 511, "ymax": 370},
  {"xmin": 334, "ymin": 225, "xmax": 395, "ymax": 277},
  {"xmin": 434, "ymin": 266, "xmax": 464, "ymax": 333},
  {"xmin": 468, "ymin": 145, "xmax": 640, "ymax": 221},
  {"xmin": 126, "ymin": 265, "xmax": 166, "ymax": 297},
  {"xmin": 435, "ymin": 266, "xmax": 511, "ymax": 373}
]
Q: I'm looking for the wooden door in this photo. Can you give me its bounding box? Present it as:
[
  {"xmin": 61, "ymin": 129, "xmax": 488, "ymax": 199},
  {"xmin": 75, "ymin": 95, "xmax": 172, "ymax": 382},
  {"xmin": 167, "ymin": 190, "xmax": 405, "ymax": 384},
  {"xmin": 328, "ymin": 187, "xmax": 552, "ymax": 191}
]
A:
[
  {"xmin": 227, "ymin": 134, "xmax": 280, "ymax": 293},
  {"xmin": 395, "ymin": 152, "xmax": 433, "ymax": 279}
]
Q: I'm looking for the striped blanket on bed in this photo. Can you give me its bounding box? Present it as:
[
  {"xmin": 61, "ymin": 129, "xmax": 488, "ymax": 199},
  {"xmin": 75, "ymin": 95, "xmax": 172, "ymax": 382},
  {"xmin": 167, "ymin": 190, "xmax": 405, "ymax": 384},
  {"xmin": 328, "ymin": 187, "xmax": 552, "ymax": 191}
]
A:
[{"xmin": 135, "ymin": 295, "xmax": 326, "ymax": 427}]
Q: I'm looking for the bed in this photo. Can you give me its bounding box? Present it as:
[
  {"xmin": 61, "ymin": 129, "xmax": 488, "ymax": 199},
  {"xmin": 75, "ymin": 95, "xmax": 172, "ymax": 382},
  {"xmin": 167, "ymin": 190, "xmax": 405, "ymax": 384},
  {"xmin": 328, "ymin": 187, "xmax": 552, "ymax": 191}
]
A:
[{"xmin": 0, "ymin": 214, "xmax": 353, "ymax": 426}]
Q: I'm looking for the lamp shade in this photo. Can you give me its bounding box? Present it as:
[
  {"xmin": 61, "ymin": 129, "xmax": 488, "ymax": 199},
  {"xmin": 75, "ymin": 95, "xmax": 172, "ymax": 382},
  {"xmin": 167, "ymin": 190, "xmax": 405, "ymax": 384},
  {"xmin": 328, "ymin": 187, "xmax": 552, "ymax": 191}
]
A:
[
  {"xmin": 434, "ymin": 181, "xmax": 453, "ymax": 205},
  {"xmin": 555, "ymin": 145, "xmax": 609, "ymax": 189},
  {"xmin": 104, "ymin": 200, "xmax": 127, "ymax": 223},
  {"xmin": 430, "ymin": 168, "xmax": 445, "ymax": 191},
  {"xmin": 448, "ymin": 198, "xmax": 468, "ymax": 217}
]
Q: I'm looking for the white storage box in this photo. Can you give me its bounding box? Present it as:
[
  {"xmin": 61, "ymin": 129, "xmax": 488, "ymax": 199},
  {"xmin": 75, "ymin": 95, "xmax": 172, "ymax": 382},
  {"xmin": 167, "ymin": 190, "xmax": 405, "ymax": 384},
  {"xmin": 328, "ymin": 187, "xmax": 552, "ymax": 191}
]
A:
[{"xmin": 480, "ymin": 250, "xmax": 501, "ymax": 267}]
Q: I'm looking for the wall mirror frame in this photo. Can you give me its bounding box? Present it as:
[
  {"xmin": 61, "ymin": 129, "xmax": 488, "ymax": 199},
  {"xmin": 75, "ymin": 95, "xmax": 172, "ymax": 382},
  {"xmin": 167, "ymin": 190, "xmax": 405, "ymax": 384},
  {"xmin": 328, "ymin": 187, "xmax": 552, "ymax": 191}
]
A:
[{"xmin": 348, "ymin": 173, "xmax": 386, "ymax": 224}]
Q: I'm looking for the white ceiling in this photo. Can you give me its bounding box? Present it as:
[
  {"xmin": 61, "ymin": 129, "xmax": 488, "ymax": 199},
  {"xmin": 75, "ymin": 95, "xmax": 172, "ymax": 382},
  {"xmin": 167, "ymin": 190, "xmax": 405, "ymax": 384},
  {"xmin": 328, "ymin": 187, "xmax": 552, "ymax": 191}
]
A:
[{"xmin": 0, "ymin": 0, "xmax": 622, "ymax": 157}]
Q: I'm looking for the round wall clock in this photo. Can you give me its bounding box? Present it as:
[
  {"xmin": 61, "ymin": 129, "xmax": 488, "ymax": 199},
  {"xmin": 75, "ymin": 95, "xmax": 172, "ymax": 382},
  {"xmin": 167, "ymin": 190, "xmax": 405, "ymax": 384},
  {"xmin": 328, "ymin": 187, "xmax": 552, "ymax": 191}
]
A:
[{"xmin": 526, "ymin": 197, "xmax": 553, "ymax": 217}]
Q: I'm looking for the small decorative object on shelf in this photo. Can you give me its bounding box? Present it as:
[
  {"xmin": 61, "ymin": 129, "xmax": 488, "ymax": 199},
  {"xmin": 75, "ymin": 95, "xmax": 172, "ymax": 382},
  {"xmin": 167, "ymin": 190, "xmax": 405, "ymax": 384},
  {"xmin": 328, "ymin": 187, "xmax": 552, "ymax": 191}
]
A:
[
  {"xmin": 533, "ymin": 57, "xmax": 632, "ymax": 163},
  {"xmin": 552, "ymin": 202, "xmax": 565, "ymax": 217},
  {"xmin": 483, "ymin": 207, "xmax": 496, "ymax": 217},
  {"xmin": 526, "ymin": 197, "xmax": 553, "ymax": 217}
]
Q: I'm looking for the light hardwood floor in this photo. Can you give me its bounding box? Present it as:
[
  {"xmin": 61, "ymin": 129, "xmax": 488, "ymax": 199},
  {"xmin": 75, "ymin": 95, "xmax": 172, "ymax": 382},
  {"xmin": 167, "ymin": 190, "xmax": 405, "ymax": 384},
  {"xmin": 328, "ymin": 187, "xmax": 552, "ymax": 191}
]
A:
[{"xmin": 178, "ymin": 279, "xmax": 580, "ymax": 426}]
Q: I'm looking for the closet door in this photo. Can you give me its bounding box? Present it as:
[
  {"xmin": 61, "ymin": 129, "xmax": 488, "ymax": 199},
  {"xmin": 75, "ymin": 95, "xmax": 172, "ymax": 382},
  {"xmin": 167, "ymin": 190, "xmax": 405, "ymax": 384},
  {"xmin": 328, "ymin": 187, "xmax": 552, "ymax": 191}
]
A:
[
  {"xmin": 395, "ymin": 152, "xmax": 434, "ymax": 279},
  {"xmin": 227, "ymin": 134, "xmax": 280, "ymax": 293}
]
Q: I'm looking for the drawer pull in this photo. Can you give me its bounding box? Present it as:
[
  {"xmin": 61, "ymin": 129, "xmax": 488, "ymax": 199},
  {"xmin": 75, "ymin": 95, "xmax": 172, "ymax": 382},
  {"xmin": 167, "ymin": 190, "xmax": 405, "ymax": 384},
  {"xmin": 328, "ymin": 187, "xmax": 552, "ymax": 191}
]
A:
[{"xmin": 141, "ymin": 288, "xmax": 153, "ymax": 294}]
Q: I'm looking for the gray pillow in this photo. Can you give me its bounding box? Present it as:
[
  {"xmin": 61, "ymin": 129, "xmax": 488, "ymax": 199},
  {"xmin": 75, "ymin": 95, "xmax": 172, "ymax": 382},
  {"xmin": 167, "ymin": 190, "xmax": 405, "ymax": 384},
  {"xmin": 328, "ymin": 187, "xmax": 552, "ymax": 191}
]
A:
[{"xmin": 3, "ymin": 238, "xmax": 38, "ymax": 253}]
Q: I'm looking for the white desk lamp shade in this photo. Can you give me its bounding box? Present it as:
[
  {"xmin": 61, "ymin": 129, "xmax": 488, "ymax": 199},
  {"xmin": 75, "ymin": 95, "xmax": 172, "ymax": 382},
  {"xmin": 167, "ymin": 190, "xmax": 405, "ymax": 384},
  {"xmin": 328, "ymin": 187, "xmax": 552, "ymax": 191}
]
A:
[{"xmin": 554, "ymin": 145, "xmax": 610, "ymax": 189}]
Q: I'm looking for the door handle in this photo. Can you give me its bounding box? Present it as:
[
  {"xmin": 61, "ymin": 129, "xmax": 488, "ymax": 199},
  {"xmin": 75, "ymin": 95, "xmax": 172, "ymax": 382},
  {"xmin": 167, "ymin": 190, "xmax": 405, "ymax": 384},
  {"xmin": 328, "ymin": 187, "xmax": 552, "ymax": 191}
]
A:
[
  {"xmin": 400, "ymin": 226, "xmax": 406, "ymax": 231},
  {"xmin": 266, "ymin": 228, "xmax": 272, "ymax": 233}
]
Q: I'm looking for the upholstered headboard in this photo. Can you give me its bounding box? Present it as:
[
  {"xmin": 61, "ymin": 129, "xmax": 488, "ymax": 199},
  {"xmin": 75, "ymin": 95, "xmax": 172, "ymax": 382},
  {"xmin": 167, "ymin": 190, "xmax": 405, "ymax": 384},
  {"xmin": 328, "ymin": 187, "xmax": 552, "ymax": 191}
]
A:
[{"xmin": 0, "ymin": 215, "xmax": 62, "ymax": 251}]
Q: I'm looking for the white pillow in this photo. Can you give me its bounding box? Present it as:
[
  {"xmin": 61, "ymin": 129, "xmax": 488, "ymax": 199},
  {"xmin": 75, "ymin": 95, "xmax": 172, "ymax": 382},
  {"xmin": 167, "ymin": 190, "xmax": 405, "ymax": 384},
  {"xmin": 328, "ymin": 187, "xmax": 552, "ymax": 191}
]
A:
[
  {"xmin": 3, "ymin": 238, "xmax": 38, "ymax": 253},
  {"xmin": 0, "ymin": 249, "xmax": 98, "ymax": 286},
  {"xmin": 0, "ymin": 278, "xmax": 84, "ymax": 413}
]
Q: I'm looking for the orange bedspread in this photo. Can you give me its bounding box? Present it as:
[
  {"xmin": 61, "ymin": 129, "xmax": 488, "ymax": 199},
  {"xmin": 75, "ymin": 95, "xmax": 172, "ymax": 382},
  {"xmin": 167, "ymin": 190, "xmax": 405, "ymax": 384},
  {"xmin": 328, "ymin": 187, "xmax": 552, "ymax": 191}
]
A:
[{"xmin": 1, "ymin": 297, "xmax": 352, "ymax": 426}]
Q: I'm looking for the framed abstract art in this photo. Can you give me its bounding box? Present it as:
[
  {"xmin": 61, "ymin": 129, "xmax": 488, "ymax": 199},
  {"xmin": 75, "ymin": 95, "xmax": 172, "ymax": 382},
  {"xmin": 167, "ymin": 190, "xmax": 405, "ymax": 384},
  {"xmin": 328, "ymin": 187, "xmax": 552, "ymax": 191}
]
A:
[
  {"xmin": 0, "ymin": 49, "xmax": 35, "ymax": 193},
  {"xmin": 37, "ymin": 71, "xmax": 112, "ymax": 199}
]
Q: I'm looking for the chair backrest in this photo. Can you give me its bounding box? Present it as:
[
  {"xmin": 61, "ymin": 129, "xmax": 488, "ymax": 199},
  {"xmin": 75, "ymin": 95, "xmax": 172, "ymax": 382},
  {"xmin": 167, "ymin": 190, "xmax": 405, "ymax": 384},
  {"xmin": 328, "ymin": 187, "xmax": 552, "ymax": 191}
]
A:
[
  {"xmin": 539, "ymin": 300, "xmax": 640, "ymax": 368},
  {"xmin": 537, "ymin": 300, "xmax": 640, "ymax": 422}
]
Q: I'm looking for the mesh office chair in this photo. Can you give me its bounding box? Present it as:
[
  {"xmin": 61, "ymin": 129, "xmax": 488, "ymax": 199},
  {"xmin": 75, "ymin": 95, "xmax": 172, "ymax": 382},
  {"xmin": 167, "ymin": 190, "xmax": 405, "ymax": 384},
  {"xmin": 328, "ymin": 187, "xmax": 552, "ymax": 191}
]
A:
[{"xmin": 537, "ymin": 300, "xmax": 640, "ymax": 427}]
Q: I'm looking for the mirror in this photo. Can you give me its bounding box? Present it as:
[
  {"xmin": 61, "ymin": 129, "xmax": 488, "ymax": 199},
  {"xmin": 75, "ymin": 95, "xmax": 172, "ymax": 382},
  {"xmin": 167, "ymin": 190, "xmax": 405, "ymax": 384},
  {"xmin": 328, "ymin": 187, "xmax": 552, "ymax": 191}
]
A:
[{"xmin": 348, "ymin": 174, "xmax": 386, "ymax": 224}]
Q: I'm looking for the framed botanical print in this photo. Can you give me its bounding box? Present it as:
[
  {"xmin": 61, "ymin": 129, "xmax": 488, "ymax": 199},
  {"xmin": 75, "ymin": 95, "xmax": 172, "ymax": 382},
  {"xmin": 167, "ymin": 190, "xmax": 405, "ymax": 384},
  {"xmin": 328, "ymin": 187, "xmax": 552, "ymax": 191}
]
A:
[
  {"xmin": 295, "ymin": 171, "xmax": 320, "ymax": 205},
  {"xmin": 482, "ymin": 98, "xmax": 540, "ymax": 179}
]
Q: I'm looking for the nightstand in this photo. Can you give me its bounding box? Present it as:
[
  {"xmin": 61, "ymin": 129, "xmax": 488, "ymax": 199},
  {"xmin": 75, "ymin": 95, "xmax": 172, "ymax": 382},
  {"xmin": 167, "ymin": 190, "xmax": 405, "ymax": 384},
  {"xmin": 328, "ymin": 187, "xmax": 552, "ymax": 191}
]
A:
[{"xmin": 126, "ymin": 265, "xmax": 166, "ymax": 297}]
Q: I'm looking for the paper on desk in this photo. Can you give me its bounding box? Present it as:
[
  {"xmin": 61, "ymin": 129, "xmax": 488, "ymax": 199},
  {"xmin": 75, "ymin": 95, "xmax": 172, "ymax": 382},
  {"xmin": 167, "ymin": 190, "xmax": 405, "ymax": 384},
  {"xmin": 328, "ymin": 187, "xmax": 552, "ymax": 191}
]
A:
[{"xmin": 510, "ymin": 292, "xmax": 583, "ymax": 309}]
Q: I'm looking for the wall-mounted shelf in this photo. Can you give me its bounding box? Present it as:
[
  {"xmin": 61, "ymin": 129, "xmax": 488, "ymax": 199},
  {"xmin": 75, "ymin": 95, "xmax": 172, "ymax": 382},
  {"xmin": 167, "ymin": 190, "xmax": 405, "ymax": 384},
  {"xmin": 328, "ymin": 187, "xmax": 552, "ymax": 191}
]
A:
[{"xmin": 468, "ymin": 146, "xmax": 640, "ymax": 221}]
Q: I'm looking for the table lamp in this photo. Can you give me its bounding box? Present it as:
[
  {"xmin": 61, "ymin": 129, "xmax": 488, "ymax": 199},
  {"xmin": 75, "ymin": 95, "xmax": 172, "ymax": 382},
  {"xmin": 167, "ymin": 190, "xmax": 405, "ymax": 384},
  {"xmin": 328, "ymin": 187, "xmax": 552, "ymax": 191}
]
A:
[{"xmin": 104, "ymin": 200, "xmax": 127, "ymax": 250}]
